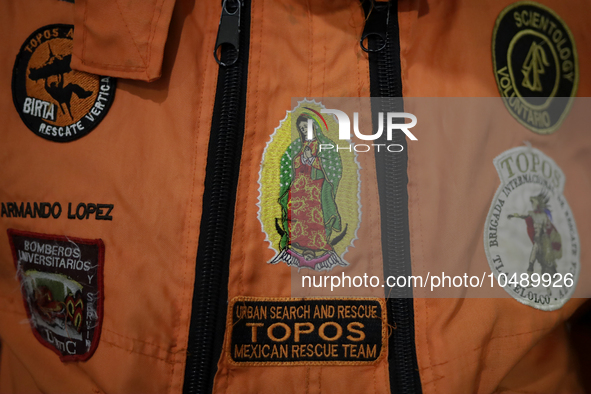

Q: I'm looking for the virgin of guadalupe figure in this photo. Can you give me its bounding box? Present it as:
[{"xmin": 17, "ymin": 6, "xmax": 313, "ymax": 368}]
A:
[
  {"xmin": 270, "ymin": 108, "xmax": 348, "ymax": 271},
  {"xmin": 508, "ymin": 190, "xmax": 562, "ymax": 277}
]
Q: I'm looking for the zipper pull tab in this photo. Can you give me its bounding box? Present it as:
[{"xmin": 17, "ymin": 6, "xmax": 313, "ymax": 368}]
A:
[
  {"xmin": 360, "ymin": 1, "xmax": 390, "ymax": 52},
  {"xmin": 214, "ymin": 0, "xmax": 241, "ymax": 66}
]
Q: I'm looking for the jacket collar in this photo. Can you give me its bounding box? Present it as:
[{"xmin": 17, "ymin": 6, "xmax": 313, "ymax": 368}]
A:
[{"xmin": 70, "ymin": 0, "xmax": 176, "ymax": 81}]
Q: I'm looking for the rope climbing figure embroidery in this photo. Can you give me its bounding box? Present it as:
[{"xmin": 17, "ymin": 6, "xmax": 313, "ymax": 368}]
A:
[{"xmin": 259, "ymin": 100, "xmax": 361, "ymax": 272}]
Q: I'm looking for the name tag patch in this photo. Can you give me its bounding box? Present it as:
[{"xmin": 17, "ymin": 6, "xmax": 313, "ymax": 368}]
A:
[
  {"xmin": 7, "ymin": 229, "xmax": 104, "ymax": 361},
  {"xmin": 227, "ymin": 297, "xmax": 387, "ymax": 366}
]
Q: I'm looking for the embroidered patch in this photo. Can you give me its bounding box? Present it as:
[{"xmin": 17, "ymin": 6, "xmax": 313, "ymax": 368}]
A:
[
  {"xmin": 258, "ymin": 100, "xmax": 361, "ymax": 272},
  {"xmin": 483, "ymin": 147, "xmax": 580, "ymax": 311},
  {"xmin": 492, "ymin": 1, "xmax": 578, "ymax": 134},
  {"xmin": 227, "ymin": 297, "xmax": 387, "ymax": 365},
  {"xmin": 12, "ymin": 24, "xmax": 116, "ymax": 142},
  {"xmin": 7, "ymin": 229, "xmax": 104, "ymax": 361}
]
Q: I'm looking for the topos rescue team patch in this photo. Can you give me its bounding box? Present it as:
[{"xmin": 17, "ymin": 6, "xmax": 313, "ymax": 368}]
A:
[
  {"xmin": 12, "ymin": 24, "xmax": 116, "ymax": 142},
  {"xmin": 258, "ymin": 100, "xmax": 361, "ymax": 272},
  {"xmin": 7, "ymin": 229, "xmax": 104, "ymax": 361},
  {"xmin": 492, "ymin": 1, "xmax": 578, "ymax": 135},
  {"xmin": 227, "ymin": 297, "xmax": 387, "ymax": 366},
  {"xmin": 484, "ymin": 147, "xmax": 580, "ymax": 311}
]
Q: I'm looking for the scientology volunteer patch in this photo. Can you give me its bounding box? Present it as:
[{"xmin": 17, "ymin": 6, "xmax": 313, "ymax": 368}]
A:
[
  {"xmin": 483, "ymin": 147, "xmax": 580, "ymax": 311},
  {"xmin": 227, "ymin": 297, "xmax": 387, "ymax": 365},
  {"xmin": 492, "ymin": 1, "xmax": 578, "ymax": 134},
  {"xmin": 12, "ymin": 24, "xmax": 116, "ymax": 142},
  {"xmin": 7, "ymin": 229, "xmax": 104, "ymax": 361}
]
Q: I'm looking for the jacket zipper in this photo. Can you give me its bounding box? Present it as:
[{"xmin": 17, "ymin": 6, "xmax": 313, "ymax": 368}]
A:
[
  {"xmin": 362, "ymin": 1, "xmax": 422, "ymax": 393},
  {"xmin": 183, "ymin": 1, "xmax": 250, "ymax": 393}
]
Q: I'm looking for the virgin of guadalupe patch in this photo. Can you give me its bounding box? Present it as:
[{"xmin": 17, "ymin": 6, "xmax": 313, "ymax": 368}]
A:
[
  {"xmin": 12, "ymin": 24, "xmax": 116, "ymax": 142},
  {"xmin": 258, "ymin": 100, "xmax": 361, "ymax": 272},
  {"xmin": 7, "ymin": 229, "xmax": 104, "ymax": 361},
  {"xmin": 492, "ymin": 1, "xmax": 578, "ymax": 135},
  {"xmin": 483, "ymin": 147, "xmax": 580, "ymax": 311}
]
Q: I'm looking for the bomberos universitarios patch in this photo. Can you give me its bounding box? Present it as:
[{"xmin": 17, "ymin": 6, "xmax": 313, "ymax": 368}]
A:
[{"xmin": 7, "ymin": 229, "xmax": 104, "ymax": 361}]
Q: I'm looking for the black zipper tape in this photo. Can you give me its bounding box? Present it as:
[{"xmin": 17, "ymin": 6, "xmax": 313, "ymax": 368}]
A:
[
  {"xmin": 362, "ymin": 1, "xmax": 422, "ymax": 393},
  {"xmin": 183, "ymin": 0, "xmax": 251, "ymax": 393}
]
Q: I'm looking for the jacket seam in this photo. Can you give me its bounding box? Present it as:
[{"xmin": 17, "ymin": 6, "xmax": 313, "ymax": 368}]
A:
[
  {"xmin": 78, "ymin": 60, "xmax": 148, "ymax": 71},
  {"xmin": 418, "ymin": 323, "xmax": 558, "ymax": 372},
  {"xmin": 146, "ymin": 0, "xmax": 165, "ymax": 76},
  {"xmin": 113, "ymin": 0, "xmax": 149, "ymax": 67},
  {"xmin": 102, "ymin": 327, "xmax": 174, "ymax": 353},
  {"xmin": 101, "ymin": 339, "xmax": 182, "ymax": 363}
]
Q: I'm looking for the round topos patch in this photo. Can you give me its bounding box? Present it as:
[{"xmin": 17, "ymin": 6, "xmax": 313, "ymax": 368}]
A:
[
  {"xmin": 484, "ymin": 146, "xmax": 580, "ymax": 311},
  {"xmin": 12, "ymin": 24, "xmax": 116, "ymax": 142},
  {"xmin": 492, "ymin": 2, "xmax": 578, "ymax": 135}
]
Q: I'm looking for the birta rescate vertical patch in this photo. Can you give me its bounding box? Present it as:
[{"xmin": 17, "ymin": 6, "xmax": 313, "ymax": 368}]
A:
[
  {"xmin": 227, "ymin": 297, "xmax": 387, "ymax": 366},
  {"xmin": 7, "ymin": 229, "xmax": 104, "ymax": 361},
  {"xmin": 492, "ymin": 1, "xmax": 578, "ymax": 134},
  {"xmin": 12, "ymin": 24, "xmax": 116, "ymax": 142}
]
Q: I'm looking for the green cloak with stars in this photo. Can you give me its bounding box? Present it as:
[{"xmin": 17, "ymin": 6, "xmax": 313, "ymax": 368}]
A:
[{"xmin": 277, "ymin": 115, "xmax": 343, "ymax": 252}]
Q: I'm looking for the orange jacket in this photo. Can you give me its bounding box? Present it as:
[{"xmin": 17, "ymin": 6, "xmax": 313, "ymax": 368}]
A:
[{"xmin": 1, "ymin": 0, "xmax": 590, "ymax": 393}]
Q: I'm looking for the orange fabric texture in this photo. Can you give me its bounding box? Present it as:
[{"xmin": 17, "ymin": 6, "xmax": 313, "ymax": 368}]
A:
[
  {"xmin": 211, "ymin": 1, "xmax": 392, "ymax": 393},
  {"xmin": 399, "ymin": 0, "xmax": 591, "ymax": 392},
  {"xmin": 0, "ymin": 0, "xmax": 589, "ymax": 393},
  {"xmin": 71, "ymin": 0, "xmax": 177, "ymax": 81},
  {"xmin": 1, "ymin": 0, "xmax": 219, "ymax": 392}
]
